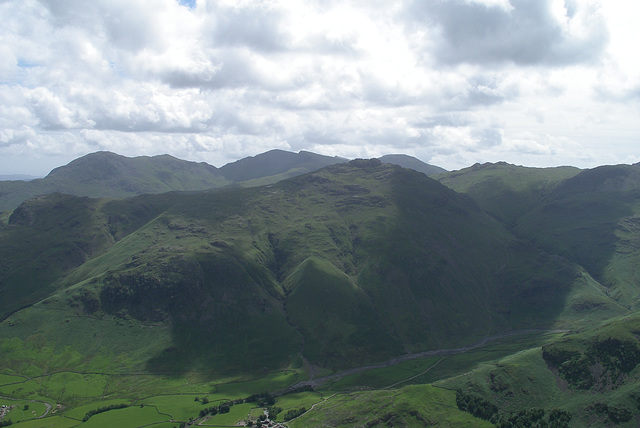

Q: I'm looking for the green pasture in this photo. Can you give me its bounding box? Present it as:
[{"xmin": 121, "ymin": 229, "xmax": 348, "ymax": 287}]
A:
[
  {"xmin": 13, "ymin": 416, "xmax": 79, "ymax": 428},
  {"xmin": 410, "ymin": 332, "xmax": 566, "ymax": 385},
  {"xmin": 215, "ymin": 369, "xmax": 304, "ymax": 396},
  {"xmin": 202, "ymin": 402, "xmax": 255, "ymax": 426},
  {"xmin": 0, "ymin": 373, "xmax": 26, "ymax": 385},
  {"xmin": 274, "ymin": 391, "xmax": 325, "ymax": 413},
  {"xmin": 140, "ymin": 394, "xmax": 231, "ymax": 421},
  {"xmin": 78, "ymin": 405, "xmax": 169, "ymax": 428},
  {"xmin": 0, "ymin": 378, "xmax": 55, "ymax": 403},
  {"xmin": 325, "ymin": 356, "xmax": 441, "ymax": 390},
  {"xmin": 61, "ymin": 399, "xmax": 130, "ymax": 420},
  {"xmin": 39, "ymin": 373, "xmax": 108, "ymax": 402},
  {"xmin": 0, "ymin": 400, "xmax": 48, "ymax": 422},
  {"xmin": 288, "ymin": 384, "xmax": 492, "ymax": 427}
]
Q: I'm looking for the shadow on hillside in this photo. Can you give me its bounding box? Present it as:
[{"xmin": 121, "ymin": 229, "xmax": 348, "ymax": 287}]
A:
[
  {"xmin": 382, "ymin": 167, "xmax": 591, "ymax": 347},
  {"xmin": 141, "ymin": 253, "xmax": 303, "ymax": 378}
]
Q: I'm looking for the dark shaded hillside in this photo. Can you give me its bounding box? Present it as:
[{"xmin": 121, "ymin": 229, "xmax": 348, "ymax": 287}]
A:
[
  {"xmin": 0, "ymin": 160, "xmax": 592, "ymax": 375},
  {"xmin": 0, "ymin": 192, "xmax": 174, "ymax": 320},
  {"xmin": 437, "ymin": 162, "xmax": 581, "ymax": 226},
  {"xmin": 515, "ymin": 164, "xmax": 640, "ymax": 307}
]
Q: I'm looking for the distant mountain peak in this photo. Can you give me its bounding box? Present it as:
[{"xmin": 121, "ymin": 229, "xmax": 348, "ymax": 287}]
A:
[{"xmin": 378, "ymin": 154, "xmax": 446, "ymax": 176}]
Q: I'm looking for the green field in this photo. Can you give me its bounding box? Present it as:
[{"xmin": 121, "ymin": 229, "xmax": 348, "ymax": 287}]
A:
[
  {"xmin": 288, "ymin": 385, "xmax": 493, "ymax": 427},
  {"xmin": 12, "ymin": 417, "xmax": 79, "ymax": 428},
  {"xmin": 79, "ymin": 406, "xmax": 169, "ymax": 428}
]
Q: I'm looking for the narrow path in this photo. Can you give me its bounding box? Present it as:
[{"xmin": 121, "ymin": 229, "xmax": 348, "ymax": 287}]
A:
[
  {"xmin": 287, "ymin": 393, "xmax": 338, "ymax": 424},
  {"xmin": 381, "ymin": 356, "xmax": 445, "ymax": 390},
  {"xmin": 289, "ymin": 329, "xmax": 567, "ymax": 389}
]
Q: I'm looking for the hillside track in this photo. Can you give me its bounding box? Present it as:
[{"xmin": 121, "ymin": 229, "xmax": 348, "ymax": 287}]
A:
[{"xmin": 290, "ymin": 329, "xmax": 568, "ymax": 389}]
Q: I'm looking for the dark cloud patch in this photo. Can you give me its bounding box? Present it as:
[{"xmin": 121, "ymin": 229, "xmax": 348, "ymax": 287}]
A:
[
  {"xmin": 412, "ymin": 115, "xmax": 469, "ymax": 129},
  {"xmin": 37, "ymin": 0, "xmax": 94, "ymax": 26},
  {"xmin": 211, "ymin": 6, "xmax": 288, "ymax": 52},
  {"xmin": 438, "ymin": 75, "xmax": 517, "ymax": 110},
  {"xmin": 38, "ymin": 0, "xmax": 163, "ymax": 53},
  {"xmin": 407, "ymin": 0, "xmax": 607, "ymax": 66},
  {"xmin": 565, "ymin": 0, "xmax": 578, "ymax": 19},
  {"xmin": 301, "ymin": 131, "xmax": 346, "ymax": 147},
  {"xmin": 594, "ymin": 83, "xmax": 640, "ymax": 103},
  {"xmin": 464, "ymin": 76, "xmax": 513, "ymax": 106},
  {"xmin": 162, "ymin": 50, "xmax": 286, "ymax": 90},
  {"xmin": 100, "ymin": 7, "xmax": 159, "ymax": 52},
  {"xmin": 161, "ymin": 65, "xmax": 221, "ymax": 89},
  {"xmin": 474, "ymin": 127, "xmax": 503, "ymax": 148}
]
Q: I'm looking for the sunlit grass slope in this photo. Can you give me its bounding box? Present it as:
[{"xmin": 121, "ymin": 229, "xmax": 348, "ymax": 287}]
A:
[
  {"xmin": 438, "ymin": 313, "xmax": 640, "ymax": 427},
  {"xmin": 437, "ymin": 161, "xmax": 580, "ymax": 226}
]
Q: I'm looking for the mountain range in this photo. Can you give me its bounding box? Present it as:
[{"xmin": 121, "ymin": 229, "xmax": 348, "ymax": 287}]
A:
[
  {"xmin": 0, "ymin": 150, "xmax": 444, "ymax": 212},
  {"xmin": 0, "ymin": 150, "xmax": 639, "ymax": 427}
]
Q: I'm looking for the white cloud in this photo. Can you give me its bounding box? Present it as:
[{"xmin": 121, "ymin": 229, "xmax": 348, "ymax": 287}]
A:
[{"xmin": 0, "ymin": 0, "xmax": 638, "ymax": 175}]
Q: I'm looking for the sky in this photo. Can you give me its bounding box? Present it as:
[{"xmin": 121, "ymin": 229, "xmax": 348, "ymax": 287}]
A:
[{"xmin": 1, "ymin": 0, "xmax": 639, "ymax": 175}]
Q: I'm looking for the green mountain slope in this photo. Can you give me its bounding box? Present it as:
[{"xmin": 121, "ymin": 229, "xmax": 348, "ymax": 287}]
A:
[
  {"xmin": 379, "ymin": 154, "xmax": 447, "ymax": 176},
  {"xmin": 437, "ymin": 162, "xmax": 581, "ymax": 226},
  {"xmin": 0, "ymin": 151, "xmax": 230, "ymax": 212},
  {"xmin": 0, "ymin": 191, "xmax": 174, "ymax": 320},
  {"xmin": 0, "ymin": 150, "xmax": 449, "ymax": 213},
  {"xmin": 515, "ymin": 163, "xmax": 640, "ymax": 308},
  {"xmin": 438, "ymin": 314, "xmax": 640, "ymax": 427},
  {"xmin": 0, "ymin": 160, "xmax": 607, "ymax": 377},
  {"xmin": 218, "ymin": 149, "xmax": 347, "ymax": 183}
]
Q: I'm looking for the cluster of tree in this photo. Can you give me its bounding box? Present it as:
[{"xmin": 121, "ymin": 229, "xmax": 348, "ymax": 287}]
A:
[
  {"xmin": 455, "ymin": 390, "xmax": 498, "ymax": 421},
  {"xmin": 590, "ymin": 337, "xmax": 640, "ymax": 374},
  {"xmin": 282, "ymin": 385, "xmax": 314, "ymax": 395},
  {"xmin": 0, "ymin": 420, "xmax": 12, "ymax": 427},
  {"xmin": 190, "ymin": 387, "xmax": 309, "ymax": 424},
  {"xmin": 198, "ymin": 402, "xmax": 232, "ymax": 418},
  {"xmin": 456, "ymin": 390, "xmax": 572, "ymax": 427},
  {"xmin": 542, "ymin": 336, "xmax": 640, "ymax": 390},
  {"xmin": 589, "ymin": 402, "xmax": 632, "ymax": 424},
  {"xmin": 267, "ymin": 405, "xmax": 282, "ymax": 420},
  {"xmin": 253, "ymin": 413, "xmax": 271, "ymax": 427},
  {"xmin": 492, "ymin": 408, "xmax": 572, "ymax": 427},
  {"xmin": 82, "ymin": 403, "xmax": 128, "ymax": 422},
  {"xmin": 245, "ymin": 392, "xmax": 275, "ymax": 406},
  {"xmin": 283, "ymin": 407, "xmax": 306, "ymax": 421},
  {"xmin": 99, "ymin": 259, "xmax": 203, "ymax": 322}
]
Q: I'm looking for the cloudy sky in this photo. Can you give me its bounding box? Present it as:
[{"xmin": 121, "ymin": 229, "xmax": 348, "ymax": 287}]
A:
[{"xmin": 1, "ymin": 0, "xmax": 639, "ymax": 175}]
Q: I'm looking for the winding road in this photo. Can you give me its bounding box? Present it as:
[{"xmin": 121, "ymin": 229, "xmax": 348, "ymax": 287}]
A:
[{"xmin": 38, "ymin": 402, "xmax": 52, "ymax": 418}]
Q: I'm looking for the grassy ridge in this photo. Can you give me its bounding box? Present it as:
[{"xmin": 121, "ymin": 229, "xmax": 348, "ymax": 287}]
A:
[
  {"xmin": 436, "ymin": 161, "xmax": 580, "ymax": 226},
  {"xmin": 0, "ymin": 152, "xmax": 229, "ymax": 212},
  {"xmin": 0, "ymin": 150, "xmax": 349, "ymax": 213}
]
